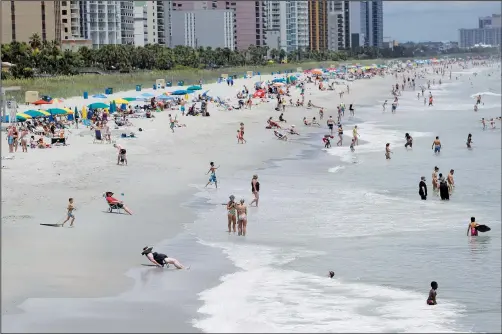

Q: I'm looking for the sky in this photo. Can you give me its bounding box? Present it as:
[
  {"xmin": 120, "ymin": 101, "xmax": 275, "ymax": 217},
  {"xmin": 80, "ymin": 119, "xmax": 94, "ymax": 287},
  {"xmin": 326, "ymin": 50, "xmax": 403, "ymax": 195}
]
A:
[{"xmin": 383, "ymin": 1, "xmax": 502, "ymax": 42}]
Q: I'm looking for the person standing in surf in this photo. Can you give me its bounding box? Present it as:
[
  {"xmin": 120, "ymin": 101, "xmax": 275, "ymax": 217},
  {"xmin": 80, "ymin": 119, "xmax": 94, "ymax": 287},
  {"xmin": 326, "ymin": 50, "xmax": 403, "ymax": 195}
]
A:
[
  {"xmin": 466, "ymin": 133, "xmax": 473, "ymax": 148},
  {"xmin": 61, "ymin": 198, "xmax": 76, "ymax": 227},
  {"xmin": 236, "ymin": 199, "xmax": 248, "ymax": 236},
  {"xmin": 438, "ymin": 173, "xmax": 449, "ymax": 200},
  {"xmin": 467, "ymin": 217, "xmax": 479, "ymax": 236},
  {"xmin": 352, "ymin": 125, "xmax": 360, "ymax": 146},
  {"xmin": 432, "ymin": 166, "xmax": 440, "ymax": 193},
  {"xmin": 405, "ymin": 133, "xmax": 413, "ymax": 149},
  {"xmin": 419, "ymin": 176, "xmax": 427, "ymax": 200},
  {"xmin": 385, "ymin": 143, "xmax": 392, "ymax": 159},
  {"xmin": 432, "ymin": 136, "xmax": 441, "ymax": 154},
  {"xmin": 250, "ymin": 174, "xmax": 260, "ymax": 207},
  {"xmin": 141, "ymin": 246, "xmax": 188, "ymax": 269},
  {"xmin": 327, "ymin": 116, "xmax": 335, "ymax": 135},
  {"xmin": 205, "ymin": 162, "xmax": 219, "ymax": 188},
  {"xmin": 337, "ymin": 124, "xmax": 344, "ymax": 146},
  {"xmin": 447, "ymin": 169, "xmax": 455, "ymax": 195},
  {"xmin": 225, "ymin": 195, "xmax": 237, "ymax": 233},
  {"xmin": 427, "ymin": 281, "xmax": 438, "ymax": 305}
]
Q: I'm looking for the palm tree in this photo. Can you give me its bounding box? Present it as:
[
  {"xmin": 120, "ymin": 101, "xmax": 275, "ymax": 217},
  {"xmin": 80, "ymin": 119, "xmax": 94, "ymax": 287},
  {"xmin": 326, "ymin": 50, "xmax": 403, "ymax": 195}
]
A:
[{"xmin": 29, "ymin": 33, "xmax": 42, "ymax": 50}]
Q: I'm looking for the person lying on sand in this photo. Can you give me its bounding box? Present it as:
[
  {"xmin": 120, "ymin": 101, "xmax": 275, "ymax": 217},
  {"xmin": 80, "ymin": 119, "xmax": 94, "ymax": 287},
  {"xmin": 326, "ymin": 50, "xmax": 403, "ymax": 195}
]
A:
[
  {"xmin": 142, "ymin": 246, "xmax": 189, "ymax": 269},
  {"xmin": 274, "ymin": 130, "xmax": 288, "ymax": 141}
]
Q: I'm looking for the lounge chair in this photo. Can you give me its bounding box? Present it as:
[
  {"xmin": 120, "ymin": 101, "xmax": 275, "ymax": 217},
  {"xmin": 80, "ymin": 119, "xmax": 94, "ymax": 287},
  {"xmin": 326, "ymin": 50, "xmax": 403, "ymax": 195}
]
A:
[
  {"xmin": 105, "ymin": 197, "xmax": 123, "ymax": 214},
  {"xmin": 93, "ymin": 129, "xmax": 104, "ymax": 143}
]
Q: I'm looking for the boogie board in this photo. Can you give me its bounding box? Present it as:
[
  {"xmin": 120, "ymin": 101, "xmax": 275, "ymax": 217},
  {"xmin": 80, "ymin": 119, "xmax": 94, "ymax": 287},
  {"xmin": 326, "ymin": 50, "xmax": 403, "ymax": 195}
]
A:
[
  {"xmin": 40, "ymin": 223, "xmax": 62, "ymax": 227},
  {"xmin": 475, "ymin": 225, "xmax": 491, "ymax": 233}
]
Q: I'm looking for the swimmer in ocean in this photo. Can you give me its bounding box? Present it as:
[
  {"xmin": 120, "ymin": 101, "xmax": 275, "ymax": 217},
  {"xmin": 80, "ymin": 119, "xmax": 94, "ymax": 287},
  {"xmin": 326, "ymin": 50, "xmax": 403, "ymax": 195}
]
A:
[
  {"xmin": 466, "ymin": 133, "xmax": 473, "ymax": 148},
  {"xmin": 329, "ymin": 271, "xmax": 335, "ymax": 278},
  {"xmin": 385, "ymin": 143, "xmax": 392, "ymax": 159},
  {"xmin": 467, "ymin": 217, "xmax": 479, "ymax": 236},
  {"xmin": 432, "ymin": 136, "xmax": 441, "ymax": 154},
  {"xmin": 350, "ymin": 138, "xmax": 355, "ymax": 152},
  {"xmin": 427, "ymin": 281, "xmax": 438, "ymax": 305},
  {"xmin": 405, "ymin": 133, "xmax": 413, "ymax": 149}
]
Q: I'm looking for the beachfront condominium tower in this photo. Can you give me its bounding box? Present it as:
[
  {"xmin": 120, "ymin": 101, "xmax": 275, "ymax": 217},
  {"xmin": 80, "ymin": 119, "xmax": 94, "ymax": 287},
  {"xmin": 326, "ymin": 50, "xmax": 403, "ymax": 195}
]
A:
[
  {"xmin": 171, "ymin": 0, "xmax": 267, "ymax": 50},
  {"xmin": 360, "ymin": 0, "xmax": 383, "ymax": 48},
  {"xmin": 459, "ymin": 14, "xmax": 502, "ymax": 48},
  {"xmin": 327, "ymin": 0, "xmax": 362, "ymax": 51},
  {"xmin": 308, "ymin": 0, "xmax": 328, "ymax": 51},
  {"xmin": 1, "ymin": 1, "xmax": 60, "ymax": 44},
  {"xmin": 265, "ymin": 1, "xmax": 309, "ymax": 53},
  {"xmin": 132, "ymin": 1, "xmax": 171, "ymax": 46}
]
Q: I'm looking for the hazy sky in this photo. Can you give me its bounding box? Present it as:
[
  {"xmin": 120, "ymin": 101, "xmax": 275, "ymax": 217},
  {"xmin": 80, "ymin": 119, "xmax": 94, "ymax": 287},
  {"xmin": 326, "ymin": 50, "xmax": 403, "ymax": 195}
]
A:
[{"xmin": 383, "ymin": 1, "xmax": 502, "ymax": 42}]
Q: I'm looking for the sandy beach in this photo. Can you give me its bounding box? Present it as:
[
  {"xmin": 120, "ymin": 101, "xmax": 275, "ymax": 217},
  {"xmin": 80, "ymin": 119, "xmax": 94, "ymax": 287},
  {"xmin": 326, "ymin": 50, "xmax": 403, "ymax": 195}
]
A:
[
  {"xmin": 3, "ymin": 60, "xmax": 499, "ymax": 332},
  {"xmin": 1, "ymin": 71, "xmax": 393, "ymax": 330}
]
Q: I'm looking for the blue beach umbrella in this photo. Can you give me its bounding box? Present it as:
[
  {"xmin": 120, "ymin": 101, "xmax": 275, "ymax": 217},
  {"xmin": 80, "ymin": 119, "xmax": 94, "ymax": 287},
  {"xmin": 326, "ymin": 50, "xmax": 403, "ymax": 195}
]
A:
[
  {"xmin": 157, "ymin": 95, "xmax": 175, "ymax": 100},
  {"xmin": 141, "ymin": 92, "xmax": 155, "ymax": 97},
  {"xmin": 187, "ymin": 85, "xmax": 202, "ymax": 91},
  {"xmin": 88, "ymin": 102, "xmax": 109, "ymax": 109},
  {"xmin": 92, "ymin": 94, "xmax": 107, "ymax": 99},
  {"xmin": 171, "ymin": 90, "xmax": 189, "ymax": 96}
]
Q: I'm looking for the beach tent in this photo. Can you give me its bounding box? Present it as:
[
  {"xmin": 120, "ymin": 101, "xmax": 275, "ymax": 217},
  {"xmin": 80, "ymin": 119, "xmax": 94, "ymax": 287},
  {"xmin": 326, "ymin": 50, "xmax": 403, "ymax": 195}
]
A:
[
  {"xmin": 187, "ymin": 85, "xmax": 202, "ymax": 91},
  {"xmin": 23, "ymin": 109, "xmax": 50, "ymax": 118},
  {"xmin": 88, "ymin": 102, "xmax": 109, "ymax": 109},
  {"xmin": 92, "ymin": 94, "xmax": 107, "ymax": 99}
]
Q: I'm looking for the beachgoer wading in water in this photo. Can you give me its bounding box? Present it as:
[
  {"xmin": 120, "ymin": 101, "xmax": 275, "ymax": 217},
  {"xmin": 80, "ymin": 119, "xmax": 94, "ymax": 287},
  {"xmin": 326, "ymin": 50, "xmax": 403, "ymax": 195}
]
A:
[
  {"xmin": 250, "ymin": 174, "xmax": 260, "ymax": 207},
  {"xmin": 236, "ymin": 199, "xmax": 248, "ymax": 236},
  {"xmin": 225, "ymin": 195, "xmax": 237, "ymax": 233}
]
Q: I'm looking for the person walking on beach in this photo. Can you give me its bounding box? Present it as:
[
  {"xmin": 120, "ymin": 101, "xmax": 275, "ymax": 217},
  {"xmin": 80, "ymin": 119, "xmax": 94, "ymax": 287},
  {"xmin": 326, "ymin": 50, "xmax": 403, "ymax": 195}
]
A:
[
  {"xmin": 350, "ymin": 138, "xmax": 355, "ymax": 152},
  {"xmin": 327, "ymin": 116, "xmax": 335, "ymax": 135},
  {"xmin": 432, "ymin": 166, "xmax": 440, "ymax": 193},
  {"xmin": 432, "ymin": 136, "xmax": 441, "ymax": 155},
  {"xmin": 169, "ymin": 114, "xmax": 175, "ymax": 133},
  {"xmin": 205, "ymin": 162, "xmax": 219, "ymax": 188},
  {"xmin": 61, "ymin": 198, "xmax": 76, "ymax": 227},
  {"xmin": 466, "ymin": 133, "xmax": 473, "ymax": 148},
  {"xmin": 236, "ymin": 199, "xmax": 248, "ymax": 236},
  {"xmin": 337, "ymin": 124, "xmax": 344, "ymax": 146},
  {"xmin": 419, "ymin": 176, "xmax": 428, "ymax": 200},
  {"xmin": 250, "ymin": 175, "xmax": 260, "ymax": 207},
  {"xmin": 352, "ymin": 125, "xmax": 360, "ymax": 145},
  {"xmin": 142, "ymin": 246, "xmax": 189, "ymax": 269}
]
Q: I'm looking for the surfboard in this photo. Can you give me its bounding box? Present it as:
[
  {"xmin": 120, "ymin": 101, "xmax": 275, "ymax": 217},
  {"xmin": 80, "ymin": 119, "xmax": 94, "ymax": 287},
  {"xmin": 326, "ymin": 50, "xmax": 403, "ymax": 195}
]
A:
[
  {"xmin": 40, "ymin": 223, "xmax": 61, "ymax": 227},
  {"xmin": 475, "ymin": 225, "xmax": 491, "ymax": 233}
]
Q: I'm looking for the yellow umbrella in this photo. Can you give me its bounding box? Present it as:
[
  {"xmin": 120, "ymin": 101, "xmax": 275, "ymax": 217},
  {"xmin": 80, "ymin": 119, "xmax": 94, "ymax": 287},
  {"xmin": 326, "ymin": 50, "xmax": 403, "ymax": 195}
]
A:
[
  {"xmin": 17, "ymin": 113, "xmax": 32, "ymax": 120},
  {"xmin": 111, "ymin": 98, "xmax": 129, "ymax": 105},
  {"xmin": 37, "ymin": 110, "xmax": 51, "ymax": 116},
  {"xmin": 62, "ymin": 108, "xmax": 74, "ymax": 114}
]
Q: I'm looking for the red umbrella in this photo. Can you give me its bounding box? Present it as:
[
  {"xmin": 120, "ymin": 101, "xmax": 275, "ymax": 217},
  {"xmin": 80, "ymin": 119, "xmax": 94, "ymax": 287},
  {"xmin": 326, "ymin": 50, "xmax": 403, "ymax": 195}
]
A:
[{"xmin": 32, "ymin": 99, "xmax": 53, "ymax": 105}]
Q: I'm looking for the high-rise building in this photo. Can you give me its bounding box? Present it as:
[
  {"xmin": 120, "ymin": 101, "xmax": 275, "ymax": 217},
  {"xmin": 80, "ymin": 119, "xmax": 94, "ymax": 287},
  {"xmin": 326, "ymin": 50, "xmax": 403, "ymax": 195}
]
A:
[
  {"xmin": 265, "ymin": 1, "xmax": 309, "ymax": 53},
  {"xmin": 1, "ymin": 1, "xmax": 59, "ymax": 44},
  {"xmin": 171, "ymin": 0, "xmax": 266, "ymax": 50},
  {"xmin": 479, "ymin": 14, "xmax": 501, "ymax": 28},
  {"xmin": 360, "ymin": 0, "xmax": 383, "ymax": 48},
  {"xmin": 170, "ymin": 10, "xmax": 235, "ymax": 50},
  {"xmin": 308, "ymin": 0, "xmax": 328, "ymax": 51},
  {"xmin": 459, "ymin": 13, "xmax": 502, "ymax": 48},
  {"xmin": 327, "ymin": 0, "xmax": 361, "ymax": 51},
  {"xmin": 121, "ymin": 1, "xmax": 135, "ymax": 45},
  {"xmin": 133, "ymin": 4, "xmax": 148, "ymax": 46}
]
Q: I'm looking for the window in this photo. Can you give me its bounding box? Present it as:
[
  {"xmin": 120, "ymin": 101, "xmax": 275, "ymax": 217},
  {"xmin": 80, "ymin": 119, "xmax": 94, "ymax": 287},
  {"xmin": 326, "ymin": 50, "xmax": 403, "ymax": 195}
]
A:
[
  {"xmin": 64, "ymin": 27, "xmax": 68, "ymax": 32},
  {"xmin": 63, "ymin": 18, "xmax": 68, "ymax": 23},
  {"xmin": 62, "ymin": 10, "xmax": 67, "ymax": 15}
]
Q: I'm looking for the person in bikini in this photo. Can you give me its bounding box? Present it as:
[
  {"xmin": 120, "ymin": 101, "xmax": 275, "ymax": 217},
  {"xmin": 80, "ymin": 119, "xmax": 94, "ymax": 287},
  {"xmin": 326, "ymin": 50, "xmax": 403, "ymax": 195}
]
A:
[
  {"xmin": 225, "ymin": 195, "xmax": 237, "ymax": 233},
  {"xmin": 447, "ymin": 169, "xmax": 455, "ymax": 195},
  {"xmin": 467, "ymin": 217, "xmax": 479, "ymax": 236},
  {"xmin": 432, "ymin": 166, "xmax": 439, "ymax": 193},
  {"xmin": 352, "ymin": 126, "xmax": 360, "ymax": 145},
  {"xmin": 236, "ymin": 199, "xmax": 248, "ymax": 236},
  {"xmin": 337, "ymin": 124, "xmax": 344, "ymax": 146},
  {"xmin": 432, "ymin": 136, "xmax": 441, "ymax": 154},
  {"xmin": 250, "ymin": 175, "xmax": 260, "ymax": 207},
  {"xmin": 205, "ymin": 162, "xmax": 219, "ymax": 188}
]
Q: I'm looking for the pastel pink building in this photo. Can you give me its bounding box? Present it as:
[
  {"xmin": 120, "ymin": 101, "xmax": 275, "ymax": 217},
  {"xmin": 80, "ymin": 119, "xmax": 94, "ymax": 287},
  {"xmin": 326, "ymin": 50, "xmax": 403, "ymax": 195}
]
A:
[{"xmin": 171, "ymin": 0, "xmax": 266, "ymax": 50}]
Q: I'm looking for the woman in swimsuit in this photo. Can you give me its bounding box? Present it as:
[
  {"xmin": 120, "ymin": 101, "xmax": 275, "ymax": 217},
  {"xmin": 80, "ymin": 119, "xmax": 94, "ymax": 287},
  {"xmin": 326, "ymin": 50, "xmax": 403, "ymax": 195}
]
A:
[
  {"xmin": 226, "ymin": 195, "xmax": 237, "ymax": 233},
  {"xmin": 466, "ymin": 133, "xmax": 473, "ymax": 148},
  {"xmin": 337, "ymin": 124, "xmax": 344, "ymax": 146},
  {"xmin": 467, "ymin": 217, "xmax": 479, "ymax": 236},
  {"xmin": 236, "ymin": 199, "xmax": 248, "ymax": 236},
  {"xmin": 250, "ymin": 175, "xmax": 260, "ymax": 207},
  {"xmin": 20, "ymin": 127, "xmax": 28, "ymax": 153},
  {"xmin": 385, "ymin": 143, "xmax": 392, "ymax": 159}
]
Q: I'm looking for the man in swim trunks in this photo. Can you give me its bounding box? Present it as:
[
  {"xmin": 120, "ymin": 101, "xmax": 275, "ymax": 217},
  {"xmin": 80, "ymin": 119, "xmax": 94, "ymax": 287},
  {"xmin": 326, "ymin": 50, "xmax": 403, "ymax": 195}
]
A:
[
  {"xmin": 327, "ymin": 116, "xmax": 335, "ymax": 135},
  {"xmin": 447, "ymin": 169, "xmax": 455, "ymax": 194},
  {"xmin": 142, "ymin": 246, "xmax": 188, "ymax": 269},
  {"xmin": 432, "ymin": 136, "xmax": 441, "ymax": 154},
  {"xmin": 205, "ymin": 162, "xmax": 219, "ymax": 188},
  {"xmin": 405, "ymin": 133, "xmax": 413, "ymax": 149},
  {"xmin": 236, "ymin": 199, "xmax": 248, "ymax": 236},
  {"xmin": 419, "ymin": 177, "xmax": 427, "ymax": 200},
  {"xmin": 466, "ymin": 134, "xmax": 473, "ymax": 148}
]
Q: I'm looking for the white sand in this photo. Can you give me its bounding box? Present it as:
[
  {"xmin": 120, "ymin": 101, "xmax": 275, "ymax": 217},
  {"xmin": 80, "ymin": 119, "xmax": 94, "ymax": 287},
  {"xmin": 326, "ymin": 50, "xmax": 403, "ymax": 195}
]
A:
[{"xmin": 1, "ymin": 72, "xmax": 395, "ymax": 327}]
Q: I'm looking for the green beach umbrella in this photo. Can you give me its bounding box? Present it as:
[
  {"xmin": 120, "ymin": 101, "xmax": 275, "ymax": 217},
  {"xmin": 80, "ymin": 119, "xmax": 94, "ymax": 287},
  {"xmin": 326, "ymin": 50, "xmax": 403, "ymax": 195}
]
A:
[
  {"xmin": 123, "ymin": 97, "xmax": 138, "ymax": 102},
  {"xmin": 47, "ymin": 108, "xmax": 69, "ymax": 115},
  {"xmin": 88, "ymin": 102, "xmax": 110, "ymax": 109},
  {"xmin": 187, "ymin": 85, "xmax": 202, "ymax": 91}
]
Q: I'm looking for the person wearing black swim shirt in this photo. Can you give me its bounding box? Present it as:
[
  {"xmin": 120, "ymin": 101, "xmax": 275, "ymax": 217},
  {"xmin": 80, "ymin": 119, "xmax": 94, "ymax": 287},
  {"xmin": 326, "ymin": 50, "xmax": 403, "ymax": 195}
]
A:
[
  {"xmin": 141, "ymin": 246, "xmax": 188, "ymax": 269},
  {"xmin": 250, "ymin": 174, "xmax": 260, "ymax": 207},
  {"xmin": 419, "ymin": 176, "xmax": 427, "ymax": 200},
  {"xmin": 405, "ymin": 133, "xmax": 413, "ymax": 149}
]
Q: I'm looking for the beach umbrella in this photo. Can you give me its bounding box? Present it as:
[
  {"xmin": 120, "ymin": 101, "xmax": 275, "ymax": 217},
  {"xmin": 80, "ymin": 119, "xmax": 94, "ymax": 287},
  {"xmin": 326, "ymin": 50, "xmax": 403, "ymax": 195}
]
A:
[
  {"xmin": 32, "ymin": 99, "xmax": 53, "ymax": 105},
  {"xmin": 52, "ymin": 98, "xmax": 65, "ymax": 104},
  {"xmin": 16, "ymin": 113, "xmax": 32, "ymax": 121},
  {"xmin": 82, "ymin": 106, "xmax": 87, "ymax": 119},
  {"xmin": 171, "ymin": 90, "xmax": 189, "ymax": 95},
  {"xmin": 123, "ymin": 97, "xmax": 139, "ymax": 102},
  {"xmin": 272, "ymin": 78, "xmax": 286, "ymax": 83},
  {"xmin": 23, "ymin": 109, "xmax": 50, "ymax": 118},
  {"xmin": 88, "ymin": 102, "xmax": 109, "ymax": 109},
  {"xmin": 141, "ymin": 92, "xmax": 155, "ymax": 97},
  {"xmin": 273, "ymin": 82, "xmax": 285, "ymax": 87},
  {"xmin": 62, "ymin": 108, "xmax": 74, "ymax": 114},
  {"xmin": 202, "ymin": 90, "xmax": 210, "ymax": 96},
  {"xmin": 111, "ymin": 98, "xmax": 129, "ymax": 105},
  {"xmin": 47, "ymin": 108, "xmax": 69, "ymax": 115},
  {"xmin": 92, "ymin": 94, "xmax": 107, "ymax": 99},
  {"xmin": 187, "ymin": 85, "xmax": 202, "ymax": 91}
]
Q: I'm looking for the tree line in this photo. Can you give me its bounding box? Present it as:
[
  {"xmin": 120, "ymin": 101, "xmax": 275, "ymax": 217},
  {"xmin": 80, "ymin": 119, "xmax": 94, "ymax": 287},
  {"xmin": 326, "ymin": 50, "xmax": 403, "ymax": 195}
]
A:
[{"xmin": 1, "ymin": 33, "xmax": 497, "ymax": 79}]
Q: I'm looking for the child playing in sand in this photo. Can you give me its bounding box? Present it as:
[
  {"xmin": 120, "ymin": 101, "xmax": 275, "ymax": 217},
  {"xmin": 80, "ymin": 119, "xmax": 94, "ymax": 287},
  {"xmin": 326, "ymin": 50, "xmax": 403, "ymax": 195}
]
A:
[{"xmin": 61, "ymin": 198, "xmax": 76, "ymax": 227}]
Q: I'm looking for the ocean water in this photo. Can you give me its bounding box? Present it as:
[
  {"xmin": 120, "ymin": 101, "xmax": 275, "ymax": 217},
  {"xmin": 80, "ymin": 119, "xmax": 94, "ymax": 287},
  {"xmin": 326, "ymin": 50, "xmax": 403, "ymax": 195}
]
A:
[{"xmin": 187, "ymin": 65, "xmax": 501, "ymax": 333}]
